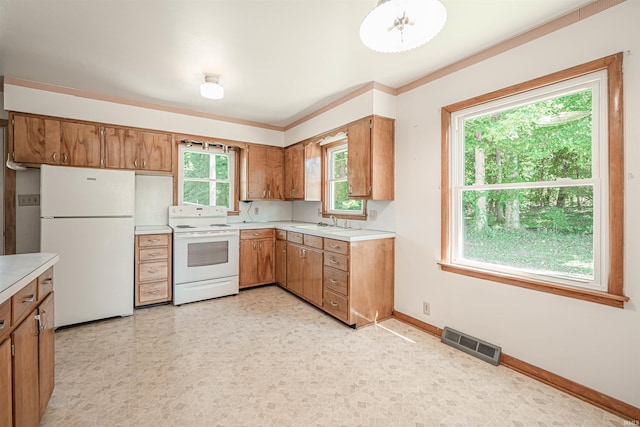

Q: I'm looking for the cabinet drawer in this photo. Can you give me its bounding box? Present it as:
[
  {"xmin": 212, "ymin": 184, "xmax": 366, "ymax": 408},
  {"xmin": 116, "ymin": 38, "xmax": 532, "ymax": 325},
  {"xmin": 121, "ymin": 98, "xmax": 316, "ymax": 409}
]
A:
[
  {"xmin": 324, "ymin": 238, "xmax": 348, "ymax": 255},
  {"xmin": 303, "ymin": 234, "xmax": 323, "ymax": 249},
  {"xmin": 38, "ymin": 267, "xmax": 54, "ymax": 300},
  {"xmin": 240, "ymin": 229, "xmax": 274, "ymax": 240},
  {"xmin": 324, "ymin": 253, "xmax": 348, "ymax": 272},
  {"xmin": 275, "ymin": 229, "xmax": 287, "ymax": 240},
  {"xmin": 139, "ymin": 247, "xmax": 169, "ymax": 262},
  {"xmin": 138, "ymin": 234, "xmax": 169, "ymax": 247},
  {"xmin": 139, "ymin": 281, "xmax": 170, "ymax": 304},
  {"xmin": 12, "ymin": 279, "xmax": 37, "ymax": 324},
  {"xmin": 287, "ymin": 231, "xmax": 303, "ymax": 244},
  {"xmin": 139, "ymin": 261, "xmax": 168, "ymax": 282},
  {"xmin": 0, "ymin": 299, "xmax": 10, "ymax": 341},
  {"xmin": 323, "ymin": 289, "xmax": 348, "ymax": 322},
  {"xmin": 324, "ymin": 267, "xmax": 348, "ymax": 296}
]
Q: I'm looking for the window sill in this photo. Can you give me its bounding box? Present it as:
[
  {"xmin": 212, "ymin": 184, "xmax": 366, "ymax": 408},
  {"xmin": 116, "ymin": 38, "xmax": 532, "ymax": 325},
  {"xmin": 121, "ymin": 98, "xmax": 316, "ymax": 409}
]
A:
[
  {"xmin": 438, "ymin": 262, "xmax": 629, "ymax": 309},
  {"xmin": 322, "ymin": 212, "xmax": 367, "ymax": 221}
]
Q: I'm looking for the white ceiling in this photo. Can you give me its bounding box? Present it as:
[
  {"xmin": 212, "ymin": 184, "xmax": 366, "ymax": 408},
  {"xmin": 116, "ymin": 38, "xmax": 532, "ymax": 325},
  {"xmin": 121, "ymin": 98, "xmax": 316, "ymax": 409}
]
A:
[{"xmin": 0, "ymin": 0, "xmax": 594, "ymax": 128}]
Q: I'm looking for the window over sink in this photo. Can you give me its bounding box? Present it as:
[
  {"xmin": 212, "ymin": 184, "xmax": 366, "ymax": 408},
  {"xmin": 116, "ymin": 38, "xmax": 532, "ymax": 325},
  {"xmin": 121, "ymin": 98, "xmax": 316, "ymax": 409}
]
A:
[
  {"xmin": 324, "ymin": 142, "xmax": 364, "ymax": 217},
  {"xmin": 178, "ymin": 145, "xmax": 235, "ymax": 210}
]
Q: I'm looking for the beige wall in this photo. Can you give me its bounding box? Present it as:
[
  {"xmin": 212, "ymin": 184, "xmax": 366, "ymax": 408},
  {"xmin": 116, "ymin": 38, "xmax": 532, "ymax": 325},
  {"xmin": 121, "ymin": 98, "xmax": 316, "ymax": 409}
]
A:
[{"xmin": 394, "ymin": 0, "xmax": 639, "ymax": 407}]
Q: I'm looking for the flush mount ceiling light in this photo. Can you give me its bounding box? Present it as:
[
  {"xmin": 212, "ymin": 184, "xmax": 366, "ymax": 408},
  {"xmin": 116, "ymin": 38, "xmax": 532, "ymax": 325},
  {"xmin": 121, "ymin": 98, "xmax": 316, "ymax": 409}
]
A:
[
  {"xmin": 360, "ymin": 0, "xmax": 447, "ymax": 53},
  {"xmin": 200, "ymin": 75, "xmax": 224, "ymax": 100}
]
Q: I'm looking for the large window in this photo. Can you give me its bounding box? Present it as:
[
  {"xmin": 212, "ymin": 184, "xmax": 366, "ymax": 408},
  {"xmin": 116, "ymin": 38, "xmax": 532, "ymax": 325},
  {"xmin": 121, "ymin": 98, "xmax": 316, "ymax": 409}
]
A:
[
  {"xmin": 325, "ymin": 143, "xmax": 363, "ymax": 216},
  {"xmin": 441, "ymin": 53, "xmax": 627, "ymax": 308},
  {"xmin": 178, "ymin": 145, "xmax": 235, "ymax": 209}
]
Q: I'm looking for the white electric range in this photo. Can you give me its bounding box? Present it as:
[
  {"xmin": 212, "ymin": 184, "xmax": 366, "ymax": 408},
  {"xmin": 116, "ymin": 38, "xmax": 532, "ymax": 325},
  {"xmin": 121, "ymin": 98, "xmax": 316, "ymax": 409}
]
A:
[{"xmin": 168, "ymin": 205, "xmax": 239, "ymax": 305}]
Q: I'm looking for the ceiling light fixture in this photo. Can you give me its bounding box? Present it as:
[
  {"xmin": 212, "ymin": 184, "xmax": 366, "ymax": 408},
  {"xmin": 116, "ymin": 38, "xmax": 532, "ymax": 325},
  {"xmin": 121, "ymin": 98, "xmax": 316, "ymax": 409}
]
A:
[
  {"xmin": 360, "ymin": 0, "xmax": 447, "ymax": 53},
  {"xmin": 200, "ymin": 75, "xmax": 224, "ymax": 100}
]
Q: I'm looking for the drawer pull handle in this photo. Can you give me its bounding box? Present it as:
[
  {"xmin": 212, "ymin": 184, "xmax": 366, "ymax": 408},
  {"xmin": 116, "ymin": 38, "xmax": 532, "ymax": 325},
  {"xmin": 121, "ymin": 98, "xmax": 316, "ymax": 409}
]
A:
[
  {"xmin": 43, "ymin": 279, "xmax": 53, "ymax": 285},
  {"xmin": 329, "ymin": 244, "xmax": 339, "ymax": 249},
  {"xmin": 22, "ymin": 294, "xmax": 35, "ymax": 303},
  {"xmin": 149, "ymin": 290, "xmax": 159, "ymax": 294},
  {"xmin": 253, "ymin": 232, "xmax": 260, "ymax": 236},
  {"xmin": 329, "ymin": 259, "xmax": 338, "ymax": 264},
  {"xmin": 329, "ymin": 279, "xmax": 338, "ymax": 284},
  {"xmin": 149, "ymin": 253, "xmax": 162, "ymax": 257},
  {"xmin": 39, "ymin": 309, "xmax": 48, "ymax": 330},
  {"xmin": 148, "ymin": 239, "xmax": 160, "ymax": 243},
  {"xmin": 147, "ymin": 270, "xmax": 160, "ymax": 274},
  {"xmin": 0, "ymin": 320, "xmax": 5, "ymax": 330},
  {"xmin": 329, "ymin": 300, "xmax": 338, "ymax": 307}
]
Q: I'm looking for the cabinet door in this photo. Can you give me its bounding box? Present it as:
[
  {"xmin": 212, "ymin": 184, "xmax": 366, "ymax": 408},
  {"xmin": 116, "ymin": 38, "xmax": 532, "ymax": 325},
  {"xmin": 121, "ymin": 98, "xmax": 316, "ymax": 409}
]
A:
[
  {"xmin": 246, "ymin": 146, "xmax": 269, "ymax": 199},
  {"xmin": 268, "ymin": 147, "xmax": 284, "ymax": 199},
  {"xmin": 284, "ymin": 143, "xmax": 304, "ymax": 199},
  {"xmin": 257, "ymin": 239, "xmax": 274, "ymax": 284},
  {"xmin": 286, "ymin": 243, "xmax": 304, "ymax": 296},
  {"xmin": 302, "ymin": 248, "xmax": 323, "ymax": 307},
  {"xmin": 304, "ymin": 142, "xmax": 322, "ymax": 201},
  {"xmin": 122, "ymin": 129, "xmax": 143, "ymax": 170},
  {"xmin": 275, "ymin": 240, "xmax": 287, "ymax": 286},
  {"xmin": 60, "ymin": 121, "xmax": 102, "ymax": 167},
  {"xmin": 12, "ymin": 309, "xmax": 40, "ymax": 427},
  {"xmin": 140, "ymin": 131, "xmax": 172, "ymax": 172},
  {"xmin": 104, "ymin": 127, "xmax": 124, "ymax": 169},
  {"xmin": 239, "ymin": 240, "xmax": 258, "ymax": 287},
  {"xmin": 0, "ymin": 338, "xmax": 12, "ymax": 427},
  {"xmin": 13, "ymin": 114, "xmax": 61, "ymax": 164},
  {"xmin": 347, "ymin": 119, "xmax": 372, "ymax": 198},
  {"xmin": 38, "ymin": 293, "xmax": 55, "ymax": 417}
]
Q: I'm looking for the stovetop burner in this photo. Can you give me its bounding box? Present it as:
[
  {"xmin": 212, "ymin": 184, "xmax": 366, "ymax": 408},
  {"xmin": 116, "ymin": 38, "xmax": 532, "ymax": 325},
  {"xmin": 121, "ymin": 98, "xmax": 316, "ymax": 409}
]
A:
[{"xmin": 175, "ymin": 225, "xmax": 196, "ymax": 229}]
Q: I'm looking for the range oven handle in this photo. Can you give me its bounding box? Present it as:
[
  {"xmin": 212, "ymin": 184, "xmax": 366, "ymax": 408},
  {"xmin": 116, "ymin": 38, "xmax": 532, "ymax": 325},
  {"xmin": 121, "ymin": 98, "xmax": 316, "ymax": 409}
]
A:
[{"xmin": 174, "ymin": 231, "xmax": 239, "ymax": 240}]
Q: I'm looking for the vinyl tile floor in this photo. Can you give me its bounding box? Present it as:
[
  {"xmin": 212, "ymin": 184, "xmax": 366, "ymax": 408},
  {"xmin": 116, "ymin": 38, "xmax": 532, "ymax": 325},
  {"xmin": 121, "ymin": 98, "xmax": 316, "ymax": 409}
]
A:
[{"xmin": 41, "ymin": 285, "xmax": 627, "ymax": 427}]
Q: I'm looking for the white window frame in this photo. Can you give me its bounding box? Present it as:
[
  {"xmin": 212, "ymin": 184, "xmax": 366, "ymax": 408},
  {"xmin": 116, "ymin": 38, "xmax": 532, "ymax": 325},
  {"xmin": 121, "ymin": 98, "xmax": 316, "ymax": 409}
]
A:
[
  {"xmin": 325, "ymin": 143, "xmax": 364, "ymax": 216},
  {"xmin": 449, "ymin": 71, "xmax": 608, "ymax": 292},
  {"xmin": 178, "ymin": 145, "xmax": 235, "ymax": 210}
]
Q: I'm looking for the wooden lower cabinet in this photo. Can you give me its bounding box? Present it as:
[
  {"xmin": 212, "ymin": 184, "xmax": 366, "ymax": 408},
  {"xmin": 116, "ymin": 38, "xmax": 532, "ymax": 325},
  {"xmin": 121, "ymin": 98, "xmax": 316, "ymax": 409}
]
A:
[
  {"xmin": 0, "ymin": 337, "xmax": 12, "ymax": 427},
  {"xmin": 275, "ymin": 239, "xmax": 287, "ymax": 287},
  {"xmin": 0, "ymin": 268, "xmax": 56, "ymax": 427},
  {"xmin": 286, "ymin": 241, "xmax": 323, "ymax": 307},
  {"xmin": 135, "ymin": 234, "xmax": 172, "ymax": 307},
  {"xmin": 12, "ymin": 308, "xmax": 40, "ymax": 427},
  {"xmin": 239, "ymin": 229, "xmax": 275, "ymax": 288}
]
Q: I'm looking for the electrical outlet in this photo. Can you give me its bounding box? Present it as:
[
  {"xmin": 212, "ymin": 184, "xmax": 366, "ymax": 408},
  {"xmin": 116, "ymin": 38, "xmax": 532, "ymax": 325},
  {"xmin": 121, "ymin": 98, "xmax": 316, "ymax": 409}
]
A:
[
  {"xmin": 18, "ymin": 194, "xmax": 40, "ymax": 207},
  {"xmin": 423, "ymin": 302, "xmax": 430, "ymax": 316},
  {"xmin": 369, "ymin": 210, "xmax": 378, "ymax": 221},
  {"xmin": 317, "ymin": 208, "xmax": 322, "ymax": 217},
  {"xmin": 254, "ymin": 207, "xmax": 260, "ymax": 215}
]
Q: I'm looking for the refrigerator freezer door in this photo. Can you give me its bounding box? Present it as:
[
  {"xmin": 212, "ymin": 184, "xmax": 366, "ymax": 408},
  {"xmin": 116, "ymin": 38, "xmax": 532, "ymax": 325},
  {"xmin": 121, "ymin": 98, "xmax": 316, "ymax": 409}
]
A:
[
  {"xmin": 41, "ymin": 165, "xmax": 135, "ymax": 218},
  {"xmin": 41, "ymin": 217, "xmax": 134, "ymax": 327}
]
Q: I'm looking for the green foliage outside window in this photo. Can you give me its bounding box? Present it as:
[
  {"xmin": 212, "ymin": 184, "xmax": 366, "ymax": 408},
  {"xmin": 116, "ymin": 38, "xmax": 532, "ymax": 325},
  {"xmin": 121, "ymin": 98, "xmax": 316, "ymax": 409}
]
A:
[
  {"xmin": 330, "ymin": 148, "xmax": 362, "ymax": 212},
  {"xmin": 182, "ymin": 151, "xmax": 231, "ymax": 208}
]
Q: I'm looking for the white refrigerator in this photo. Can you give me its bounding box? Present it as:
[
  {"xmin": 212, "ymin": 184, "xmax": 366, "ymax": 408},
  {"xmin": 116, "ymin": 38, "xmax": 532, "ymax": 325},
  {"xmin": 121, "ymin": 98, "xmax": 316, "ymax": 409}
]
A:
[{"xmin": 40, "ymin": 165, "xmax": 135, "ymax": 327}]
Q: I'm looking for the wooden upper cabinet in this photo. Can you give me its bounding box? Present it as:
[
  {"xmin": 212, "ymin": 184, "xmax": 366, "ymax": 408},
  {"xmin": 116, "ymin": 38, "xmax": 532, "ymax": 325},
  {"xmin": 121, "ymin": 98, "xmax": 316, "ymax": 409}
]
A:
[
  {"xmin": 60, "ymin": 121, "xmax": 102, "ymax": 167},
  {"xmin": 347, "ymin": 119, "xmax": 372, "ymax": 198},
  {"xmin": 12, "ymin": 114, "xmax": 61, "ymax": 165},
  {"xmin": 304, "ymin": 141, "xmax": 322, "ymax": 201},
  {"xmin": 241, "ymin": 145, "xmax": 284, "ymax": 200},
  {"xmin": 104, "ymin": 127, "xmax": 172, "ymax": 173},
  {"xmin": 284, "ymin": 142, "xmax": 304, "ymax": 200},
  {"xmin": 347, "ymin": 116, "xmax": 394, "ymax": 200}
]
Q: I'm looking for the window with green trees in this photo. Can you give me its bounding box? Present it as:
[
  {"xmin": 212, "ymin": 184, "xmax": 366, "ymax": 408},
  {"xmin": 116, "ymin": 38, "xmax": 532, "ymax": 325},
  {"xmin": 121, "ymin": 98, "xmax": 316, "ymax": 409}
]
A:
[
  {"xmin": 442, "ymin": 53, "xmax": 627, "ymax": 308},
  {"xmin": 179, "ymin": 146, "xmax": 234, "ymax": 209},
  {"xmin": 326, "ymin": 143, "xmax": 363, "ymax": 215}
]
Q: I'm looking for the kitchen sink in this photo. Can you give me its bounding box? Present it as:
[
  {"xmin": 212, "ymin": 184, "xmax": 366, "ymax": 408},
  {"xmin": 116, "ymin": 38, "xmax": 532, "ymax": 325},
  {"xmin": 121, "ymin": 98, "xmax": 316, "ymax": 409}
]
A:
[{"xmin": 292, "ymin": 224, "xmax": 340, "ymax": 230}]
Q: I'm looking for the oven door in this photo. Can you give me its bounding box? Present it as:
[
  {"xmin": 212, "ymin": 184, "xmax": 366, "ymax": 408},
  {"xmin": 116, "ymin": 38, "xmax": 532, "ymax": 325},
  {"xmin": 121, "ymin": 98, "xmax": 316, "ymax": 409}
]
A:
[{"xmin": 173, "ymin": 230, "xmax": 239, "ymax": 285}]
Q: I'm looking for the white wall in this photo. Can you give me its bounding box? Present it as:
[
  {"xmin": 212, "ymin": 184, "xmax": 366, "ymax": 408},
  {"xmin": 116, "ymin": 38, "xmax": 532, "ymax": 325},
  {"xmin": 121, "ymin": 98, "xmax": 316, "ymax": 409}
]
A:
[
  {"xmin": 292, "ymin": 200, "xmax": 395, "ymax": 232},
  {"xmin": 15, "ymin": 168, "xmax": 40, "ymax": 254},
  {"xmin": 135, "ymin": 175, "xmax": 173, "ymax": 226},
  {"xmin": 3, "ymin": 85, "xmax": 284, "ymax": 147},
  {"xmin": 229, "ymin": 200, "xmax": 293, "ymax": 224},
  {"xmin": 394, "ymin": 0, "xmax": 639, "ymax": 408}
]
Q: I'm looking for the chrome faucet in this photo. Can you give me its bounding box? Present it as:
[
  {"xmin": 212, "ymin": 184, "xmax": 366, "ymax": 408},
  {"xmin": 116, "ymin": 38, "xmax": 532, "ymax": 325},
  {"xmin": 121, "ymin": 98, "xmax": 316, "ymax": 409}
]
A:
[{"xmin": 329, "ymin": 215, "xmax": 338, "ymax": 227}]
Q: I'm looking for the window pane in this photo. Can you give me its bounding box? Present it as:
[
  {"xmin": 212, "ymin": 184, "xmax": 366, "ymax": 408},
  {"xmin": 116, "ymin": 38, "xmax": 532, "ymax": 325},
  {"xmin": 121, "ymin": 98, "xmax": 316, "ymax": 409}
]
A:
[
  {"xmin": 461, "ymin": 187, "xmax": 594, "ymax": 281},
  {"xmin": 332, "ymin": 181, "xmax": 362, "ymax": 211},
  {"xmin": 463, "ymin": 90, "xmax": 593, "ymax": 186},
  {"xmin": 333, "ymin": 150, "xmax": 348, "ymax": 180},
  {"xmin": 215, "ymin": 155, "xmax": 229, "ymax": 180},
  {"xmin": 183, "ymin": 152, "xmax": 211, "ymax": 179},
  {"xmin": 215, "ymin": 182, "xmax": 230, "ymax": 208},
  {"xmin": 183, "ymin": 181, "xmax": 210, "ymax": 205}
]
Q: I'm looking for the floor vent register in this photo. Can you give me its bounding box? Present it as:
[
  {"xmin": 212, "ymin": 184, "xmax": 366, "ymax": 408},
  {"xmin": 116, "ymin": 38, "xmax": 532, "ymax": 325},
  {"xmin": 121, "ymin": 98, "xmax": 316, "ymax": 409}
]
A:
[{"xmin": 441, "ymin": 327, "xmax": 502, "ymax": 366}]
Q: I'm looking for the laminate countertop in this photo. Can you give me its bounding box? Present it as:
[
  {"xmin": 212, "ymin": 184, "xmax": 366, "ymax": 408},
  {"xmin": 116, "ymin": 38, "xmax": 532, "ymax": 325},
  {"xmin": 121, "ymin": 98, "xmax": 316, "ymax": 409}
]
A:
[
  {"xmin": 0, "ymin": 253, "xmax": 59, "ymax": 305},
  {"xmin": 229, "ymin": 221, "xmax": 395, "ymax": 242},
  {"xmin": 135, "ymin": 225, "xmax": 173, "ymax": 235}
]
